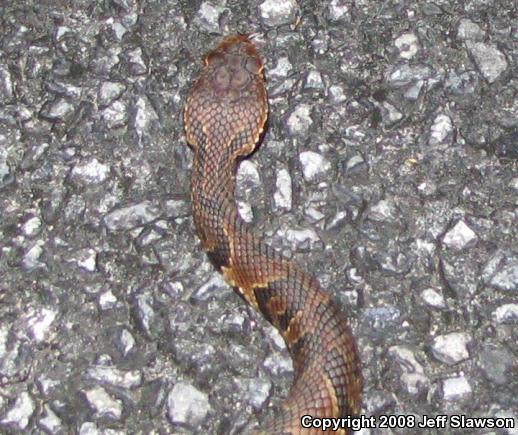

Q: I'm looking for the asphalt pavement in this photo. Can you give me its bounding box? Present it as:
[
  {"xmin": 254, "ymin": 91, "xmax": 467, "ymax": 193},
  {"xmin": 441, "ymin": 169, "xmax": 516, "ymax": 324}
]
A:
[{"xmin": 0, "ymin": 1, "xmax": 516, "ymax": 434}]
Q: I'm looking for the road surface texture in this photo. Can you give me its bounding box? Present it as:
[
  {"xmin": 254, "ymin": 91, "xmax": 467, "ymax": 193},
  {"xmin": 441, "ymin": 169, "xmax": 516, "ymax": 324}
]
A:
[{"xmin": 0, "ymin": 1, "xmax": 516, "ymax": 434}]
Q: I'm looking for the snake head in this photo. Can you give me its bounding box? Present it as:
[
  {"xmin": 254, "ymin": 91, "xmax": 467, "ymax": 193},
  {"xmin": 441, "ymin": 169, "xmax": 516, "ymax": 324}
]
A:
[
  {"xmin": 205, "ymin": 34, "xmax": 264, "ymax": 75},
  {"xmin": 184, "ymin": 35, "xmax": 268, "ymax": 158},
  {"xmin": 202, "ymin": 35, "xmax": 265, "ymax": 100}
]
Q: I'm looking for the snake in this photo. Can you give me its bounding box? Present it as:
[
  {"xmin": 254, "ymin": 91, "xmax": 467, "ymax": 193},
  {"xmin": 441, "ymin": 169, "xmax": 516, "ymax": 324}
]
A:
[{"xmin": 183, "ymin": 35, "xmax": 362, "ymax": 434}]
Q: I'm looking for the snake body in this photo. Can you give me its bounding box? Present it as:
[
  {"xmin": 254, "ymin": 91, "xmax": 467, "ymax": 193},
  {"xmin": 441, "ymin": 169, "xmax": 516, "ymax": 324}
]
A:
[{"xmin": 183, "ymin": 35, "xmax": 362, "ymax": 434}]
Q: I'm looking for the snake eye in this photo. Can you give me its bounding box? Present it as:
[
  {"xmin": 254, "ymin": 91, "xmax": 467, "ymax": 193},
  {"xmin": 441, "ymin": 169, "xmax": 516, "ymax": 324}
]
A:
[
  {"xmin": 245, "ymin": 56, "xmax": 263, "ymax": 74},
  {"xmin": 206, "ymin": 51, "xmax": 225, "ymax": 67}
]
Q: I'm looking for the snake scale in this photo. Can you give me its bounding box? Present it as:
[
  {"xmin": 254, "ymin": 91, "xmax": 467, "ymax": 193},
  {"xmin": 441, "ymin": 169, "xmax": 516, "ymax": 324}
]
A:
[{"xmin": 183, "ymin": 35, "xmax": 362, "ymax": 434}]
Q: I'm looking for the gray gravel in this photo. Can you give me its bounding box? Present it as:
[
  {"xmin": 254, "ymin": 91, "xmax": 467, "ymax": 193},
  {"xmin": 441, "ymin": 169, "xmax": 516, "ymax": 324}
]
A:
[{"xmin": 1, "ymin": 1, "xmax": 517, "ymax": 434}]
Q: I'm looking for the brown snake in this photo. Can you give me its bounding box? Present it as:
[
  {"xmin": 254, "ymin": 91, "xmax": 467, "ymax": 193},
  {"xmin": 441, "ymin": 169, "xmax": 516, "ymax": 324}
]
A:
[{"xmin": 183, "ymin": 35, "xmax": 362, "ymax": 434}]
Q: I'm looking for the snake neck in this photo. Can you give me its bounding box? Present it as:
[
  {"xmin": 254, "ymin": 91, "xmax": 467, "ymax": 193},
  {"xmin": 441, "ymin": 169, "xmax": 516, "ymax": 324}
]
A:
[{"xmin": 190, "ymin": 147, "xmax": 238, "ymax": 251}]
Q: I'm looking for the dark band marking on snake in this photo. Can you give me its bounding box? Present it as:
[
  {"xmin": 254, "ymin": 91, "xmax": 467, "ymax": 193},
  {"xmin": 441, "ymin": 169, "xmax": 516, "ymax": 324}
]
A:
[{"xmin": 183, "ymin": 34, "xmax": 362, "ymax": 434}]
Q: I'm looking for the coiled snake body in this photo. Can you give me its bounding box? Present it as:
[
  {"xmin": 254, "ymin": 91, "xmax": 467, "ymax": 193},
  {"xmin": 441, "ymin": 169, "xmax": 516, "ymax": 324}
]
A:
[{"xmin": 184, "ymin": 35, "xmax": 362, "ymax": 434}]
